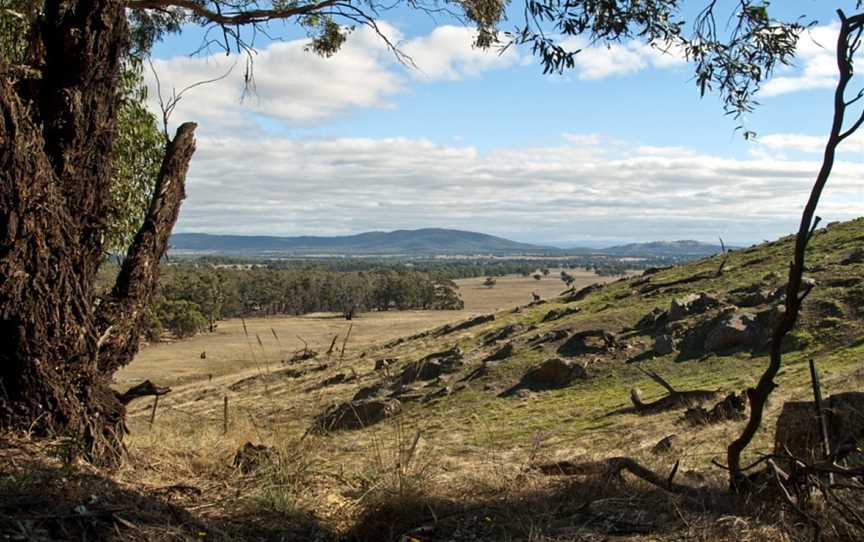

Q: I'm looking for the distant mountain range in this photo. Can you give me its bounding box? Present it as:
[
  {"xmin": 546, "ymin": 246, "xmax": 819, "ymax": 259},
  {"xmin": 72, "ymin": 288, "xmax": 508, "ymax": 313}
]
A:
[
  {"xmin": 169, "ymin": 229, "xmax": 728, "ymax": 257},
  {"xmin": 169, "ymin": 229, "xmax": 553, "ymax": 256}
]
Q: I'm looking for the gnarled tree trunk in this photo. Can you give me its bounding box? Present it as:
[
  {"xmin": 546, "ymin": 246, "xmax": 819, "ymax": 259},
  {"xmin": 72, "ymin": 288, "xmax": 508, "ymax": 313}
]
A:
[{"xmin": 0, "ymin": 0, "xmax": 196, "ymax": 463}]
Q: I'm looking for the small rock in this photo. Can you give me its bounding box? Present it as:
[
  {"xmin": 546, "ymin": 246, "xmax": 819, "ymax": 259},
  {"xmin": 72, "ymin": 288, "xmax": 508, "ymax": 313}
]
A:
[
  {"xmin": 313, "ymin": 398, "xmax": 401, "ymax": 431},
  {"xmin": 653, "ymin": 334, "xmax": 676, "ymax": 355},
  {"xmin": 651, "ymin": 434, "xmax": 677, "ymax": 455},
  {"xmin": 374, "ymin": 358, "xmax": 396, "ymax": 371},
  {"xmin": 484, "ymin": 343, "xmax": 514, "ymax": 362},
  {"xmin": 842, "ymin": 247, "xmax": 864, "ymax": 265}
]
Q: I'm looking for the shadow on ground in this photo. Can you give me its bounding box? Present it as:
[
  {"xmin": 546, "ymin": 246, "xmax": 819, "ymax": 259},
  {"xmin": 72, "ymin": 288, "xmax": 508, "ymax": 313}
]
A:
[{"xmin": 0, "ymin": 435, "xmax": 334, "ymax": 541}]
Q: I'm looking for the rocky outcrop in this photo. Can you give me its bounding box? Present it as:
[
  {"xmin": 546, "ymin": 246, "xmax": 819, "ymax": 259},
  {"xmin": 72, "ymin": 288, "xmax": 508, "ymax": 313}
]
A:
[
  {"xmin": 482, "ymin": 324, "xmax": 526, "ymax": 346},
  {"xmin": 483, "ymin": 342, "xmax": 514, "ymax": 362},
  {"xmin": 557, "ymin": 329, "xmax": 617, "ymax": 357},
  {"xmin": 432, "ymin": 314, "xmax": 495, "ymax": 337},
  {"xmin": 542, "ymin": 306, "xmax": 582, "ymax": 322},
  {"xmin": 527, "ymin": 329, "xmax": 570, "ymax": 347},
  {"xmin": 313, "ymin": 398, "xmax": 401, "ymax": 431},
  {"xmin": 522, "ymin": 358, "xmax": 587, "ymax": 388},
  {"xmin": 398, "ymin": 346, "xmax": 464, "ymax": 384},
  {"xmin": 703, "ymin": 311, "xmax": 761, "ymax": 352},
  {"xmin": 668, "ymin": 293, "xmax": 720, "ymax": 321}
]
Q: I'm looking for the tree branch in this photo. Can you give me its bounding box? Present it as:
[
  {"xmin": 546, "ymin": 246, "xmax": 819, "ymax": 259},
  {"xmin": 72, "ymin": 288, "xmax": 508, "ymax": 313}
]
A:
[
  {"xmin": 95, "ymin": 122, "xmax": 197, "ymax": 374},
  {"xmin": 126, "ymin": 0, "xmax": 341, "ymax": 25}
]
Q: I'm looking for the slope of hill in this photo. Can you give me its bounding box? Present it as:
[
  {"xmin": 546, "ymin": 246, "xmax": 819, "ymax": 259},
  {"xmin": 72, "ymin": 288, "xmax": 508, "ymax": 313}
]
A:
[
  {"xmin": 600, "ymin": 239, "xmax": 729, "ymax": 257},
  {"xmin": 6, "ymin": 219, "xmax": 864, "ymax": 541},
  {"xmin": 170, "ymin": 228, "xmax": 555, "ymax": 256}
]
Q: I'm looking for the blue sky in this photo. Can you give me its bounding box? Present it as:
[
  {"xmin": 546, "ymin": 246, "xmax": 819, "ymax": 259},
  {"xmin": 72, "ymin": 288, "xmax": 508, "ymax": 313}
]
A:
[{"xmin": 146, "ymin": 1, "xmax": 863, "ymax": 246}]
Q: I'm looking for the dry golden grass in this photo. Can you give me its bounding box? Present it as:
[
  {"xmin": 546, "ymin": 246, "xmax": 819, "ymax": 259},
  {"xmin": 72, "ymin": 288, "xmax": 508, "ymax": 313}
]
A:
[{"xmin": 116, "ymin": 269, "xmax": 603, "ymax": 388}]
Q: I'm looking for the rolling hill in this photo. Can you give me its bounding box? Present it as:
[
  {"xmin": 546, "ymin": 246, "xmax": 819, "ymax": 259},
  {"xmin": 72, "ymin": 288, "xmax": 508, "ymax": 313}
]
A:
[{"xmin": 169, "ymin": 228, "xmax": 554, "ymax": 256}]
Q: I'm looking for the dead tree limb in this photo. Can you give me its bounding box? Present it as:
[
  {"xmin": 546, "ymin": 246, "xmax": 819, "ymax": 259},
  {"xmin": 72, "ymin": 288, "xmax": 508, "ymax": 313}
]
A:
[
  {"xmin": 630, "ymin": 366, "xmax": 718, "ymax": 414},
  {"xmin": 116, "ymin": 380, "xmax": 171, "ymax": 405},
  {"xmin": 534, "ymin": 457, "xmax": 701, "ymax": 496},
  {"xmin": 727, "ymin": 9, "xmax": 864, "ymax": 492}
]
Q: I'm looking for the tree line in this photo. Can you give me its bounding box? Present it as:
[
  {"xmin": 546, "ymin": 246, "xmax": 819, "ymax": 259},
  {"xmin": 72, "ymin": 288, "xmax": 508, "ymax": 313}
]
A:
[{"xmin": 142, "ymin": 265, "xmax": 464, "ymax": 339}]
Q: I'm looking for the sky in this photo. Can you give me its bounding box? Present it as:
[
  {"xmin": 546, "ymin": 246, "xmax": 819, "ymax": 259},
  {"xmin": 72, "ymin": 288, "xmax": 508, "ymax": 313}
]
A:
[{"xmin": 146, "ymin": 1, "xmax": 863, "ymax": 247}]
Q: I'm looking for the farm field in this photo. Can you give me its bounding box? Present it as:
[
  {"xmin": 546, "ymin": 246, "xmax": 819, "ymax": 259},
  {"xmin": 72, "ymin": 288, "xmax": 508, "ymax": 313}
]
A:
[{"xmin": 116, "ymin": 268, "xmax": 606, "ymax": 388}]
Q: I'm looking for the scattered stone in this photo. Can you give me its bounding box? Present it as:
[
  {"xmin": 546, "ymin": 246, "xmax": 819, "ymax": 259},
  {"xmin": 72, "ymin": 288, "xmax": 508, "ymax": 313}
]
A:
[
  {"xmin": 432, "ymin": 314, "xmax": 495, "ymax": 337},
  {"xmin": 313, "ymin": 398, "xmax": 402, "ymax": 432},
  {"xmin": 482, "ymin": 324, "xmax": 525, "ymax": 346},
  {"xmin": 423, "ymin": 386, "xmax": 451, "ymax": 403},
  {"xmin": 353, "ymin": 382, "xmax": 386, "ymax": 401},
  {"xmin": 521, "ymin": 358, "xmax": 587, "ymax": 389},
  {"xmin": 542, "ymin": 306, "xmax": 582, "ymax": 322},
  {"xmin": 561, "ymin": 283, "xmax": 603, "ymax": 303},
  {"xmin": 483, "ymin": 343, "xmax": 514, "ymax": 362},
  {"xmin": 703, "ymin": 312, "xmax": 761, "ymax": 352},
  {"xmin": 318, "ymin": 373, "xmax": 352, "ymax": 388},
  {"xmin": 768, "ymin": 277, "xmax": 817, "ymax": 303},
  {"xmin": 653, "ymin": 334, "xmax": 676, "ymax": 355},
  {"xmin": 635, "ymin": 307, "xmax": 667, "ymax": 330},
  {"xmin": 232, "ymin": 442, "xmax": 273, "ymax": 474},
  {"xmin": 527, "ymin": 329, "xmax": 569, "ymax": 347},
  {"xmin": 374, "ymin": 358, "xmax": 397, "ymax": 371},
  {"xmin": 651, "ymin": 435, "xmax": 677, "ymax": 455},
  {"xmin": 668, "ymin": 293, "xmax": 721, "ymax": 321},
  {"xmin": 727, "ymin": 283, "xmax": 771, "ymax": 308},
  {"xmin": 398, "ymin": 347, "xmax": 464, "ymax": 384},
  {"xmin": 842, "ymin": 247, "xmax": 864, "ymax": 264},
  {"xmin": 557, "ymin": 329, "xmax": 617, "ymax": 357},
  {"xmin": 514, "ymin": 389, "xmax": 534, "ymax": 400}
]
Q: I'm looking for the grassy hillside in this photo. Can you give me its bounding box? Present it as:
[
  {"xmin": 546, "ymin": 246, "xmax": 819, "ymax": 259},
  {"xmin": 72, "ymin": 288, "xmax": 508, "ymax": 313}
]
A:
[{"xmin": 3, "ymin": 219, "xmax": 863, "ymax": 541}]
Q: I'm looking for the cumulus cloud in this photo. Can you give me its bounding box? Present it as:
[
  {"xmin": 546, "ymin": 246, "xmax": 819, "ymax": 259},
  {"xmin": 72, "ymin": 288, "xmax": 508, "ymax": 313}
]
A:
[
  {"xmin": 756, "ymin": 131, "xmax": 864, "ymax": 155},
  {"xmin": 401, "ymin": 26, "xmax": 523, "ymax": 80},
  {"xmin": 146, "ymin": 24, "xmax": 520, "ymax": 133},
  {"xmin": 762, "ymin": 25, "xmax": 841, "ymax": 97},
  {"xmin": 557, "ymin": 37, "xmax": 685, "ymax": 80},
  {"xmin": 174, "ymin": 133, "xmax": 863, "ymax": 245}
]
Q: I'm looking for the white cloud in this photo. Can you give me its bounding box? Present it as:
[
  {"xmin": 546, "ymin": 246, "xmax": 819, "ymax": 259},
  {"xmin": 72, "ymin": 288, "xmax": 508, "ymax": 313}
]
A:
[
  {"xmin": 147, "ymin": 24, "xmax": 520, "ymax": 133},
  {"xmin": 756, "ymin": 131, "xmax": 864, "ymax": 154},
  {"xmin": 401, "ymin": 26, "xmax": 523, "ymax": 80},
  {"xmin": 762, "ymin": 25, "xmax": 840, "ymax": 97},
  {"xmin": 174, "ymin": 133, "xmax": 863, "ymax": 244},
  {"xmin": 558, "ymin": 37, "xmax": 685, "ymax": 80}
]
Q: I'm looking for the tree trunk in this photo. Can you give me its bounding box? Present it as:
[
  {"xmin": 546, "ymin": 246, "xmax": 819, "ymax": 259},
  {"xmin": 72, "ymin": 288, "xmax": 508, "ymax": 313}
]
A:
[{"xmin": 0, "ymin": 0, "xmax": 196, "ymax": 464}]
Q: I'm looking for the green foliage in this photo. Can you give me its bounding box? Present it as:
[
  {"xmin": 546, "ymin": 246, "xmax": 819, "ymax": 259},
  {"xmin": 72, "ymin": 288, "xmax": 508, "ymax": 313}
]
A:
[
  {"xmin": 107, "ymin": 58, "xmax": 166, "ymax": 254},
  {"xmin": 156, "ymin": 300, "xmax": 208, "ymax": 339}
]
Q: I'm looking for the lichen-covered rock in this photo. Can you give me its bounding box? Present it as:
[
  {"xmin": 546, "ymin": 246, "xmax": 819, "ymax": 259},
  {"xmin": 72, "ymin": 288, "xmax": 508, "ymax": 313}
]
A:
[
  {"xmin": 704, "ymin": 312, "xmax": 761, "ymax": 352},
  {"xmin": 668, "ymin": 293, "xmax": 721, "ymax": 321}
]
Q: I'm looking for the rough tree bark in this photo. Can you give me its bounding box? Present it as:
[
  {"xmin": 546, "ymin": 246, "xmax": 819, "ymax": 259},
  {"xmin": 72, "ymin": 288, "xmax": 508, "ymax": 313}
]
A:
[
  {"xmin": 0, "ymin": 0, "xmax": 196, "ymax": 463},
  {"xmin": 726, "ymin": 9, "xmax": 864, "ymax": 491}
]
